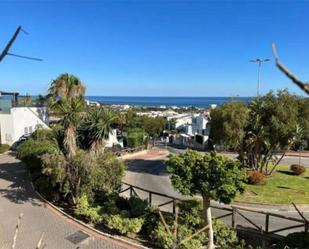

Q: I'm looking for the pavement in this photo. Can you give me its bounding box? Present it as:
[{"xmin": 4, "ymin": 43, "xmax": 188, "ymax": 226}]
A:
[
  {"xmin": 0, "ymin": 153, "xmax": 132, "ymax": 249},
  {"xmin": 124, "ymin": 147, "xmax": 309, "ymax": 236}
]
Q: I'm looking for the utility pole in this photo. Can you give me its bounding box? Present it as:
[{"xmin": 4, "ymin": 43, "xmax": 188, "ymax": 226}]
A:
[
  {"xmin": 0, "ymin": 26, "xmax": 42, "ymax": 63},
  {"xmin": 249, "ymin": 58, "xmax": 270, "ymax": 97}
]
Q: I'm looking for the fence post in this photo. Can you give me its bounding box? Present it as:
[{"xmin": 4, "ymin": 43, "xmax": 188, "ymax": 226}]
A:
[
  {"xmin": 265, "ymin": 214, "xmax": 270, "ymax": 233},
  {"xmin": 172, "ymin": 199, "xmax": 176, "ymax": 215},
  {"xmin": 232, "ymin": 208, "xmax": 236, "ymax": 228},
  {"xmin": 305, "ymin": 222, "xmax": 308, "ymax": 233},
  {"xmin": 130, "ymin": 186, "xmax": 133, "ymax": 197},
  {"xmin": 149, "ymin": 192, "xmax": 152, "ymax": 205}
]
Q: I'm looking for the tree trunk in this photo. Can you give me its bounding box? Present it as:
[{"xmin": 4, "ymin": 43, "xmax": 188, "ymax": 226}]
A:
[{"xmin": 202, "ymin": 196, "xmax": 214, "ymax": 249}]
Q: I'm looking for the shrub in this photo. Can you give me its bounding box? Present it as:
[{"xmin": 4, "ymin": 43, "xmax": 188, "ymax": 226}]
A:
[
  {"xmin": 16, "ymin": 139, "xmax": 58, "ymax": 173},
  {"xmin": 247, "ymin": 171, "xmax": 266, "ymax": 185},
  {"xmin": 151, "ymin": 217, "xmax": 238, "ymax": 249},
  {"xmin": 152, "ymin": 223, "xmax": 203, "ymax": 249},
  {"xmin": 142, "ymin": 206, "xmax": 160, "ymax": 237},
  {"xmin": 0, "ymin": 144, "xmax": 10, "ymax": 154},
  {"xmin": 31, "ymin": 128, "xmax": 55, "ymax": 142},
  {"xmin": 281, "ymin": 232, "xmax": 309, "ymax": 249},
  {"xmin": 106, "ymin": 215, "xmax": 144, "ymax": 236},
  {"xmin": 75, "ymin": 195, "xmax": 102, "ymax": 224},
  {"xmin": 290, "ymin": 164, "xmax": 306, "ymax": 175},
  {"xmin": 93, "ymin": 151, "xmax": 125, "ymax": 194},
  {"xmin": 127, "ymin": 128, "xmax": 147, "ymax": 148},
  {"xmin": 213, "ymin": 219, "xmax": 238, "ymax": 249},
  {"xmin": 178, "ymin": 198, "xmax": 203, "ymax": 228},
  {"xmin": 128, "ymin": 196, "xmax": 148, "ymax": 217}
]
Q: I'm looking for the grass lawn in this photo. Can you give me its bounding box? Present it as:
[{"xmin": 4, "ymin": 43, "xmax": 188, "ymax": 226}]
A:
[{"xmin": 235, "ymin": 165, "xmax": 309, "ymax": 204}]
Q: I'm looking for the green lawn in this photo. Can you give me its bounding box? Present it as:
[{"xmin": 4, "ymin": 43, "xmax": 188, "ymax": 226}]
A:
[{"xmin": 235, "ymin": 165, "xmax": 309, "ymax": 204}]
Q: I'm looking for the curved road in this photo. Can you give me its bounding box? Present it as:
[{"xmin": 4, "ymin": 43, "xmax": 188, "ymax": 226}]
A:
[
  {"xmin": 0, "ymin": 154, "xmax": 130, "ymax": 249},
  {"xmin": 124, "ymin": 147, "xmax": 309, "ymax": 237}
]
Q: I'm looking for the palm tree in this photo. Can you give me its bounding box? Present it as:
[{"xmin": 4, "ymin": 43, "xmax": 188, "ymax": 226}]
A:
[
  {"xmin": 48, "ymin": 73, "xmax": 86, "ymax": 158},
  {"xmin": 49, "ymin": 73, "xmax": 85, "ymax": 101},
  {"xmin": 52, "ymin": 97, "xmax": 85, "ymax": 158},
  {"xmin": 81, "ymin": 108, "xmax": 116, "ymax": 153},
  {"xmin": 116, "ymin": 112, "xmax": 127, "ymax": 136}
]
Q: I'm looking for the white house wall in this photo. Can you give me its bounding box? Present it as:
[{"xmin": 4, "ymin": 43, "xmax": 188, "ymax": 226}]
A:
[
  {"xmin": 0, "ymin": 107, "xmax": 49, "ymax": 146},
  {"xmin": 0, "ymin": 113, "xmax": 13, "ymax": 145}
]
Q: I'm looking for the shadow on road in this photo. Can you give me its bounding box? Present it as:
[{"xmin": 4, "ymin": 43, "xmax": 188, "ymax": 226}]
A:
[
  {"xmin": 0, "ymin": 160, "xmax": 42, "ymax": 206},
  {"xmin": 125, "ymin": 159, "xmax": 168, "ymax": 176}
]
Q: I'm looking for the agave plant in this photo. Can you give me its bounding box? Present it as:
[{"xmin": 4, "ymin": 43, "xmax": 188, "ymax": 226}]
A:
[
  {"xmin": 81, "ymin": 108, "xmax": 116, "ymax": 153},
  {"xmin": 52, "ymin": 97, "xmax": 85, "ymax": 158}
]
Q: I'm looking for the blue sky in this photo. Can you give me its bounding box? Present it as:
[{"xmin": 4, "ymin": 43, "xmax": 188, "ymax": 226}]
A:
[{"xmin": 0, "ymin": 1, "xmax": 309, "ymax": 97}]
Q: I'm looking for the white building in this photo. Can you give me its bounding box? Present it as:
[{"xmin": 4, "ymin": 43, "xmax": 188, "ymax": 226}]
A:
[
  {"xmin": 104, "ymin": 129, "xmax": 123, "ymax": 148},
  {"xmin": 0, "ymin": 106, "xmax": 49, "ymax": 146}
]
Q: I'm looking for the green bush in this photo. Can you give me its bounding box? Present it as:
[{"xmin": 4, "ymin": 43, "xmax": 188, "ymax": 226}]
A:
[
  {"xmin": 75, "ymin": 195, "xmax": 102, "ymax": 224},
  {"xmin": 141, "ymin": 206, "xmax": 161, "ymax": 237},
  {"xmin": 0, "ymin": 144, "xmax": 10, "ymax": 153},
  {"xmin": 127, "ymin": 128, "xmax": 147, "ymax": 148},
  {"xmin": 178, "ymin": 198, "xmax": 203, "ymax": 228},
  {"xmin": 106, "ymin": 214, "xmax": 144, "ymax": 236},
  {"xmin": 280, "ymin": 232, "xmax": 309, "ymax": 249},
  {"xmin": 16, "ymin": 139, "xmax": 58, "ymax": 173},
  {"xmin": 152, "ymin": 222, "xmax": 203, "ymax": 249},
  {"xmin": 31, "ymin": 128, "xmax": 55, "ymax": 142},
  {"xmin": 128, "ymin": 196, "xmax": 148, "ymax": 217},
  {"xmin": 213, "ymin": 219, "xmax": 238, "ymax": 249}
]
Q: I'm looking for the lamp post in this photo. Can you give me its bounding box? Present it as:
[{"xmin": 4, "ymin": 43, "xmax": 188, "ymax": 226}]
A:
[{"xmin": 249, "ymin": 58, "xmax": 270, "ymax": 97}]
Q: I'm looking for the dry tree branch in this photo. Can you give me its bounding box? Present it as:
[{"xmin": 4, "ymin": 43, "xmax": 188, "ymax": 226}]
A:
[
  {"xmin": 177, "ymin": 224, "xmax": 209, "ymax": 246},
  {"xmin": 272, "ymin": 43, "xmax": 309, "ymax": 95},
  {"xmin": 292, "ymin": 202, "xmax": 309, "ymax": 224},
  {"xmin": 11, "ymin": 213, "xmax": 23, "ymax": 249},
  {"xmin": 158, "ymin": 210, "xmax": 172, "ymax": 235}
]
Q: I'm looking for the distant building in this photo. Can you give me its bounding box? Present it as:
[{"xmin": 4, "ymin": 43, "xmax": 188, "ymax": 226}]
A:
[{"xmin": 0, "ymin": 92, "xmax": 49, "ymax": 146}]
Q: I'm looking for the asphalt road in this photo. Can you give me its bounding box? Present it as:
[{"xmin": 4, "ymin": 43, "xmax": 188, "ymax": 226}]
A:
[
  {"xmin": 165, "ymin": 145, "xmax": 309, "ymax": 167},
  {"xmin": 123, "ymin": 146, "xmax": 309, "ymax": 237}
]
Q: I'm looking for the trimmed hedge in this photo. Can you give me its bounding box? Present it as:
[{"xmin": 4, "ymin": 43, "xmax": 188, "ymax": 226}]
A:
[
  {"xmin": 16, "ymin": 139, "xmax": 58, "ymax": 173},
  {"xmin": 127, "ymin": 128, "xmax": 147, "ymax": 148}
]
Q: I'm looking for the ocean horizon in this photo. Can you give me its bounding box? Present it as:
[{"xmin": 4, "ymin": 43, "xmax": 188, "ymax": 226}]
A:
[{"xmin": 86, "ymin": 96, "xmax": 252, "ymax": 108}]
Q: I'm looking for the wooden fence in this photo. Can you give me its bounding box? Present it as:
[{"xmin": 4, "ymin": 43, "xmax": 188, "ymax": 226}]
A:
[{"xmin": 120, "ymin": 182, "xmax": 309, "ymax": 236}]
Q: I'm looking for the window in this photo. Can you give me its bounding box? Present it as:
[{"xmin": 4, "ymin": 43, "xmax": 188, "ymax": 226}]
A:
[
  {"xmin": 29, "ymin": 126, "xmax": 33, "ymax": 134},
  {"xmin": 24, "ymin": 127, "xmax": 28, "ymax": 135}
]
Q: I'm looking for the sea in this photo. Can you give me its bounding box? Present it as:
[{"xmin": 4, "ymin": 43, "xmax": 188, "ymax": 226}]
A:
[{"xmin": 86, "ymin": 96, "xmax": 252, "ymax": 108}]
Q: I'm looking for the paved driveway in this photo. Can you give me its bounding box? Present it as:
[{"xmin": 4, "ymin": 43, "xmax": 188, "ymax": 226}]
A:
[{"xmin": 0, "ymin": 154, "xmax": 129, "ymax": 249}]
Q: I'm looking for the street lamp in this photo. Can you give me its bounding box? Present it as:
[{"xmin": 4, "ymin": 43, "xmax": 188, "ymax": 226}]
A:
[{"xmin": 249, "ymin": 58, "xmax": 270, "ymax": 97}]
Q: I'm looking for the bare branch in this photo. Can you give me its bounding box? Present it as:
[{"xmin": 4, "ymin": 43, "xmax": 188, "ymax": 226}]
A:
[
  {"xmin": 158, "ymin": 210, "xmax": 171, "ymax": 235},
  {"xmin": 272, "ymin": 43, "xmax": 309, "ymax": 95},
  {"xmin": 292, "ymin": 202, "xmax": 309, "ymax": 224},
  {"xmin": 177, "ymin": 224, "xmax": 209, "ymax": 246}
]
